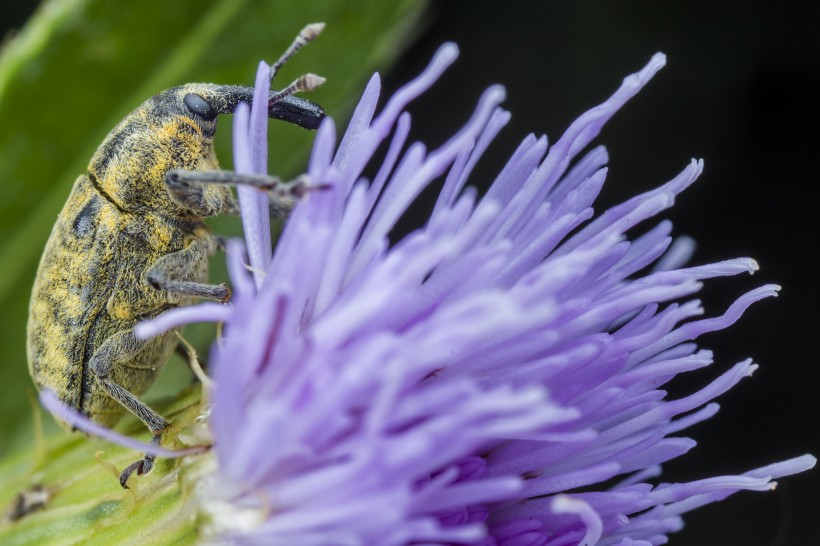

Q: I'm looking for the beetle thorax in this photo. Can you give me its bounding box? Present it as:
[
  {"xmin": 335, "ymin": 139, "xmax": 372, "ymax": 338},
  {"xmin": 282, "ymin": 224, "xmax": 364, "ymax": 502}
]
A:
[{"xmin": 87, "ymin": 100, "xmax": 220, "ymax": 215}]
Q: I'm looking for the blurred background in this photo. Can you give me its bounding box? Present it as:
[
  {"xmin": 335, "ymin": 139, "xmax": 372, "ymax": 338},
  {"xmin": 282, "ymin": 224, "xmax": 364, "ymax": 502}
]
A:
[{"xmin": 1, "ymin": 1, "xmax": 817, "ymax": 544}]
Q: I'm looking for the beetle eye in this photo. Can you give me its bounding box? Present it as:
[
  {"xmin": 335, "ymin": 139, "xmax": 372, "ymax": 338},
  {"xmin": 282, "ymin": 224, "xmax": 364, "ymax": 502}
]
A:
[{"xmin": 183, "ymin": 93, "xmax": 216, "ymax": 121}]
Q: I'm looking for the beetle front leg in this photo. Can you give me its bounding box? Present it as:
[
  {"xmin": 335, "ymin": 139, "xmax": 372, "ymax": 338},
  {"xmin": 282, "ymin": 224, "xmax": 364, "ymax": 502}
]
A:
[
  {"xmin": 163, "ymin": 169, "xmax": 236, "ymax": 217},
  {"xmin": 87, "ymin": 330, "xmax": 170, "ymax": 488},
  {"xmin": 166, "ymin": 169, "xmax": 318, "ymax": 219},
  {"xmin": 267, "ymin": 173, "xmax": 311, "ymax": 219},
  {"xmin": 145, "ymin": 236, "xmax": 230, "ymax": 302}
]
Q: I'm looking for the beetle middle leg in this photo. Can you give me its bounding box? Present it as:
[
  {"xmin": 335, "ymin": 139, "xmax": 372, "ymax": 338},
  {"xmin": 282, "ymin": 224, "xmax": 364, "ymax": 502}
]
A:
[
  {"xmin": 145, "ymin": 236, "xmax": 230, "ymax": 302},
  {"xmin": 87, "ymin": 330, "xmax": 170, "ymax": 488}
]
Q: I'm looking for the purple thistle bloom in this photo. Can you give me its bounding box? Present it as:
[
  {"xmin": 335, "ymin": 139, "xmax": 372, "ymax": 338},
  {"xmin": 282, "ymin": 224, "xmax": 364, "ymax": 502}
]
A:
[{"xmin": 131, "ymin": 44, "xmax": 814, "ymax": 544}]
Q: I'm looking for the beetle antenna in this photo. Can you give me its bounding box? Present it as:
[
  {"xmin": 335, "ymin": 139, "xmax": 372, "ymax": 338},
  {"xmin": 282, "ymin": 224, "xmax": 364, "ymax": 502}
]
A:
[
  {"xmin": 271, "ymin": 22, "xmax": 325, "ymax": 79},
  {"xmin": 269, "ymin": 73, "xmax": 326, "ymax": 104}
]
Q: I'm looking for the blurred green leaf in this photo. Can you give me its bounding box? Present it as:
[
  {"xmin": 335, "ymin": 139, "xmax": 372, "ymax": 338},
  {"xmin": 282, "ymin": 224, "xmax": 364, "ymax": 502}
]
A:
[{"xmin": 0, "ymin": 0, "xmax": 428, "ymax": 451}]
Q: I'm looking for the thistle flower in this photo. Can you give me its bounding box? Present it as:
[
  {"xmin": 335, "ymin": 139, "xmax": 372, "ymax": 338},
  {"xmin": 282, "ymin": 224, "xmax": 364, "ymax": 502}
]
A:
[{"xmin": 54, "ymin": 44, "xmax": 813, "ymax": 544}]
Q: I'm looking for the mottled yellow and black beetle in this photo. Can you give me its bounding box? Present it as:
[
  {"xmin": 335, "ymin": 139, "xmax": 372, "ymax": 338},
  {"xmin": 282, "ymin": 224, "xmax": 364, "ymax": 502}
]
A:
[{"xmin": 27, "ymin": 24, "xmax": 325, "ymax": 487}]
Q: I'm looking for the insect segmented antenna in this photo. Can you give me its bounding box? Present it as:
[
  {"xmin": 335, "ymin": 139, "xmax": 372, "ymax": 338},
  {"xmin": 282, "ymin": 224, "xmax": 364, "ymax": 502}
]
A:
[
  {"xmin": 267, "ymin": 23, "xmax": 326, "ymax": 106},
  {"xmin": 269, "ymin": 73, "xmax": 326, "ymax": 104},
  {"xmin": 199, "ymin": 21, "xmax": 327, "ymax": 129},
  {"xmin": 271, "ymin": 22, "xmax": 325, "ymax": 78}
]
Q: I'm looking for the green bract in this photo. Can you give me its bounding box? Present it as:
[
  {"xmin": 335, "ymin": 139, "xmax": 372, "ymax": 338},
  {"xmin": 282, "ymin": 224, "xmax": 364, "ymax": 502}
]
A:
[{"xmin": 0, "ymin": 390, "xmax": 208, "ymax": 544}]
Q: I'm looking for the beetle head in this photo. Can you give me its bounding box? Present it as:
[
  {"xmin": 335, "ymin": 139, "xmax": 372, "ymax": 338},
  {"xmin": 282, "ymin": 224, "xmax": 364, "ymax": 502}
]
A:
[
  {"xmin": 142, "ymin": 82, "xmax": 325, "ymax": 149},
  {"xmin": 87, "ymin": 83, "xmax": 325, "ymax": 213},
  {"xmin": 178, "ymin": 82, "xmax": 326, "ymax": 131}
]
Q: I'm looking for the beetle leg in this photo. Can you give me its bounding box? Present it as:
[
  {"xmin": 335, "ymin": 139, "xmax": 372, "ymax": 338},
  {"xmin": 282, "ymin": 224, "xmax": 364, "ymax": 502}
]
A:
[
  {"xmin": 145, "ymin": 236, "xmax": 230, "ymax": 301},
  {"xmin": 266, "ymin": 174, "xmax": 305, "ymax": 219},
  {"xmin": 87, "ymin": 330, "xmax": 170, "ymax": 488},
  {"xmin": 166, "ymin": 170, "xmax": 324, "ymax": 219},
  {"xmin": 117, "ymin": 434, "xmax": 163, "ymax": 488},
  {"xmin": 162, "ymin": 169, "xmax": 235, "ymax": 217}
]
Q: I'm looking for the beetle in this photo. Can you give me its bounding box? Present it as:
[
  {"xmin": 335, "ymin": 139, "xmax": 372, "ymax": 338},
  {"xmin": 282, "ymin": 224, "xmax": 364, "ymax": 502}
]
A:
[{"xmin": 26, "ymin": 24, "xmax": 325, "ymax": 488}]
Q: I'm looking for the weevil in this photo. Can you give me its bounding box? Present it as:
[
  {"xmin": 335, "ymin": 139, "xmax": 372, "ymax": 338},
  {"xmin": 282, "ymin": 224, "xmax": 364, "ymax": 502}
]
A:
[{"xmin": 27, "ymin": 24, "xmax": 326, "ymax": 487}]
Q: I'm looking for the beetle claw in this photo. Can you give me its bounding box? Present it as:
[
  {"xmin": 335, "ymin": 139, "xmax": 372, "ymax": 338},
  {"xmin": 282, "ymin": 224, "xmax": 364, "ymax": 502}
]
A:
[
  {"xmin": 119, "ymin": 460, "xmax": 142, "ymax": 489},
  {"xmin": 119, "ymin": 454, "xmax": 155, "ymax": 489}
]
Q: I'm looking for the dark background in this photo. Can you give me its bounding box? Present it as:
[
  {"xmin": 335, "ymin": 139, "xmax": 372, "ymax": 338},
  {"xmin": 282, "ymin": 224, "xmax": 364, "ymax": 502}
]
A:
[{"xmin": 4, "ymin": 1, "xmax": 819, "ymax": 544}]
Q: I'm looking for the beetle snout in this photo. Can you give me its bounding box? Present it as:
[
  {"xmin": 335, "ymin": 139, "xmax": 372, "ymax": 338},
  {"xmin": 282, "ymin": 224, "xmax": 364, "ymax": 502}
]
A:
[{"xmin": 268, "ymin": 96, "xmax": 325, "ymax": 129}]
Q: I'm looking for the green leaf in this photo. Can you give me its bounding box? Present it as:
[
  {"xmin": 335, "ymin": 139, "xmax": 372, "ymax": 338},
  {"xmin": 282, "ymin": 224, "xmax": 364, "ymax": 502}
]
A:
[{"xmin": 0, "ymin": 0, "xmax": 428, "ymax": 451}]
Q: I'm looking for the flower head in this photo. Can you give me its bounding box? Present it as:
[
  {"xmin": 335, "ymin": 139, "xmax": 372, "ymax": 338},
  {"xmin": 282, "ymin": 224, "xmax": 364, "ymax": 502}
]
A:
[{"xmin": 132, "ymin": 44, "xmax": 813, "ymax": 544}]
